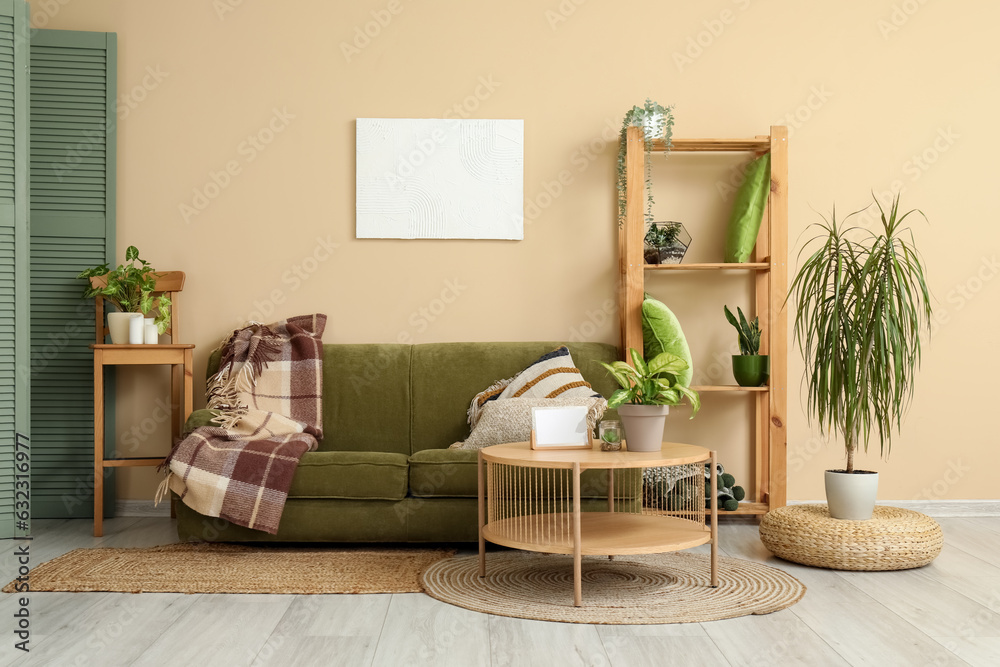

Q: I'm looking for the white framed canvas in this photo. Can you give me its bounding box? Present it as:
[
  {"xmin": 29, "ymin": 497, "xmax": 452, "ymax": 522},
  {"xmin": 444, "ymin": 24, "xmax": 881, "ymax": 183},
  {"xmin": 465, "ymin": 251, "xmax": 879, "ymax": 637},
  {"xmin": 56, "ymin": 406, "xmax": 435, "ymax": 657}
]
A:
[
  {"xmin": 356, "ymin": 118, "xmax": 524, "ymax": 240},
  {"xmin": 530, "ymin": 405, "xmax": 594, "ymax": 450}
]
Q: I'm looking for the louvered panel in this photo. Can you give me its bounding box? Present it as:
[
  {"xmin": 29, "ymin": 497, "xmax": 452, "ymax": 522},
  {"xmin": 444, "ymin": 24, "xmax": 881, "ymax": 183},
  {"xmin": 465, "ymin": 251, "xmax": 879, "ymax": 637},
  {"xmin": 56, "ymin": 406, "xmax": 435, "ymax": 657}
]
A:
[
  {"xmin": 0, "ymin": 13, "xmax": 14, "ymax": 204},
  {"xmin": 0, "ymin": 2, "xmax": 27, "ymax": 538},
  {"xmin": 29, "ymin": 29, "xmax": 116, "ymax": 519}
]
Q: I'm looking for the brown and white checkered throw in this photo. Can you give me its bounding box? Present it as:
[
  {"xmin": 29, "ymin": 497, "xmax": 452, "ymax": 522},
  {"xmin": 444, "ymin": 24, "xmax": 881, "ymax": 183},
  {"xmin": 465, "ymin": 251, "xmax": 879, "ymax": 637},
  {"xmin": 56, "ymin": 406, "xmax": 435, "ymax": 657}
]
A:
[{"xmin": 158, "ymin": 314, "xmax": 326, "ymax": 534}]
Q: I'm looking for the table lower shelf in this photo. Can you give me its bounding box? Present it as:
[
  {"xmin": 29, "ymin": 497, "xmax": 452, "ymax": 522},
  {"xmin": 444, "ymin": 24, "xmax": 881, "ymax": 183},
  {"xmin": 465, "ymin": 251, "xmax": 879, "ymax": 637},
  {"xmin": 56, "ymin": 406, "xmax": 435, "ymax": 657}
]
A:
[{"xmin": 482, "ymin": 512, "xmax": 710, "ymax": 556}]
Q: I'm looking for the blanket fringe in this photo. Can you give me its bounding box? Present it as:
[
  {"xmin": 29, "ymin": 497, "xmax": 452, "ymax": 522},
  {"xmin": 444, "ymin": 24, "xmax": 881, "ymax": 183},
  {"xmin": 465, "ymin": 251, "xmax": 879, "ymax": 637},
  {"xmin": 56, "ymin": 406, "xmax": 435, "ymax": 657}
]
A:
[{"xmin": 154, "ymin": 472, "xmax": 173, "ymax": 507}]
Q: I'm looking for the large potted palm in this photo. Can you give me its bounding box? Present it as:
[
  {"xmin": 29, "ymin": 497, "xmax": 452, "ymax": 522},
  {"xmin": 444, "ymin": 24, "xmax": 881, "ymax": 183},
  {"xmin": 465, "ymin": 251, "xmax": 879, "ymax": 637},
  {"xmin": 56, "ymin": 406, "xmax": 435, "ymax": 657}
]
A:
[
  {"xmin": 602, "ymin": 349, "xmax": 700, "ymax": 452},
  {"xmin": 789, "ymin": 194, "xmax": 932, "ymax": 519}
]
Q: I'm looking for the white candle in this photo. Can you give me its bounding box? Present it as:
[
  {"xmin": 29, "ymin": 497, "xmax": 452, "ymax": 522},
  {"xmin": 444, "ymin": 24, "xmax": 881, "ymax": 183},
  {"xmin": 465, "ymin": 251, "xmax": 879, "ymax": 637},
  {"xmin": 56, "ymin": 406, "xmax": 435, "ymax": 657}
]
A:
[
  {"xmin": 144, "ymin": 322, "xmax": 158, "ymax": 344},
  {"xmin": 128, "ymin": 314, "xmax": 144, "ymax": 344}
]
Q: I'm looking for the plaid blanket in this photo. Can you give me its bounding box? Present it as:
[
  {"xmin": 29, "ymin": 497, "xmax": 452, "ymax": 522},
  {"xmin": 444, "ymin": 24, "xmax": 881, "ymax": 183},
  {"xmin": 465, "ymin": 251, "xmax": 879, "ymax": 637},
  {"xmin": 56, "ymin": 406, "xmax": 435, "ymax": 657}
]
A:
[{"xmin": 158, "ymin": 314, "xmax": 326, "ymax": 534}]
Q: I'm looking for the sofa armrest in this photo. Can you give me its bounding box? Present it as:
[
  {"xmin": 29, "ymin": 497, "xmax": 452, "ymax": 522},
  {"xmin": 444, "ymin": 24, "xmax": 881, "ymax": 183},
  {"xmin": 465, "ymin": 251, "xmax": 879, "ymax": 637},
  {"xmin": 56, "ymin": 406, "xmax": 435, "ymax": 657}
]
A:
[{"xmin": 184, "ymin": 409, "xmax": 219, "ymax": 435}]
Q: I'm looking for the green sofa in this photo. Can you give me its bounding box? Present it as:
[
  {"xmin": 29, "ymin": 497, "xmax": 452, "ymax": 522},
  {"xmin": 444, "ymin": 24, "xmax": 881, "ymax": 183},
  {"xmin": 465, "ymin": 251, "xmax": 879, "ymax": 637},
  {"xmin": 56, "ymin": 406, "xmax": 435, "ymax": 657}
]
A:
[{"xmin": 175, "ymin": 341, "xmax": 626, "ymax": 543}]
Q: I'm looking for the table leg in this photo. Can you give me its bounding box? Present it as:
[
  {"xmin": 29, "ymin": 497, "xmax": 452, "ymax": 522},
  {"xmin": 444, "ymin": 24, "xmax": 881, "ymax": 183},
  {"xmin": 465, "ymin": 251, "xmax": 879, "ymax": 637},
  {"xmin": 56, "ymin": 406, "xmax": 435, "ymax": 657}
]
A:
[
  {"xmin": 573, "ymin": 462, "xmax": 582, "ymax": 607},
  {"xmin": 710, "ymin": 450, "xmax": 718, "ymax": 588},
  {"xmin": 93, "ymin": 351, "xmax": 104, "ymax": 538},
  {"xmin": 607, "ymin": 468, "xmax": 614, "ymax": 560},
  {"xmin": 478, "ymin": 451, "xmax": 486, "ymax": 578}
]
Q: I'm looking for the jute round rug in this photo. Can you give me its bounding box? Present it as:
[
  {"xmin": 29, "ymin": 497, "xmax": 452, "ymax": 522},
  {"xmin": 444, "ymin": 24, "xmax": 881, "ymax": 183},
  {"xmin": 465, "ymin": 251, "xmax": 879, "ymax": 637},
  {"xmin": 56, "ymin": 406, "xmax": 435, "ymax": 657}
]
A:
[
  {"xmin": 421, "ymin": 551, "xmax": 805, "ymax": 624},
  {"xmin": 2, "ymin": 543, "xmax": 454, "ymax": 594}
]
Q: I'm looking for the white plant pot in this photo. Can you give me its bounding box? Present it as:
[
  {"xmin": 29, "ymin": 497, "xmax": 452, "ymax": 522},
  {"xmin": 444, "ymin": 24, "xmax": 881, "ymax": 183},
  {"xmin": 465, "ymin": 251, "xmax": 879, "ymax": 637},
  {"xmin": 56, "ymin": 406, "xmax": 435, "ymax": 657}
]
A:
[
  {"xmin": 825, "ymin": 470, "xmax": 879, "ymax": 520},
  {"xmin": 618, "ymin": 405, "xmax": 669, "ymax": 453},
  {"xmin": 107, "ymin": 312, "xmax": 141, "ymax": 345}
]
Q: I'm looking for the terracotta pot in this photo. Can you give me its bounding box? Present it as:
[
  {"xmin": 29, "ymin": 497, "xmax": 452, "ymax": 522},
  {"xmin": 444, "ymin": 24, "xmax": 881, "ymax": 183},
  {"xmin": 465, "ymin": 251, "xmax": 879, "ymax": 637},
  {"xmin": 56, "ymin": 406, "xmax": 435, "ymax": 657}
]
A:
[
  {"xmin": 825, "ymin": 470, "xmax": 879, "ymax": 520},
  {"xmin": 618, "ymin": 404, "xmax": 669, "ymax": 453}
]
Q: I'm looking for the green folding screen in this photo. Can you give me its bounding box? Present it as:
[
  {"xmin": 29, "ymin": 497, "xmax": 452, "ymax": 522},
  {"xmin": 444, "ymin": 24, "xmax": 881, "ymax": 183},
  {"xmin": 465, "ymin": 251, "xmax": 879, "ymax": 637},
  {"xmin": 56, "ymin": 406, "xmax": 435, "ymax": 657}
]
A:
[
  {"xmin": 0, "ymin": 0, "xmax": 29, "ymax": 539},
  {"xmin": 29, "ymin": 29, "xmax": 116, "ymax": 518}
]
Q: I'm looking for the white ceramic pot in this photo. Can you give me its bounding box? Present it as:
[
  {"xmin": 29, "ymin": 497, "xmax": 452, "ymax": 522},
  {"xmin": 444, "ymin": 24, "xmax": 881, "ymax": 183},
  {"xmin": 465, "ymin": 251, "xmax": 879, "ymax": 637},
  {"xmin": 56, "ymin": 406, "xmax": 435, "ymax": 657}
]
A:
[
  {"xmin": 107, "ymin": 312, "xmax": 141, "ymax": 345},
  {"xmin": 618, "ymin": 405, "xmax": 668, "ymax": 453},
  {"xmin": 825, "ymin": 470, "xmax": 879, "ymax": 520}
]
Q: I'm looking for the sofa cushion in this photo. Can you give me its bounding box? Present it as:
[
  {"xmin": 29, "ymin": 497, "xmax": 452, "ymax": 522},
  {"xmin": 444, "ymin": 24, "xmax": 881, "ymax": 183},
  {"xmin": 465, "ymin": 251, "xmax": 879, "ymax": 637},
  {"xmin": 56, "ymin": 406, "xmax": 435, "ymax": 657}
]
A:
[
  {"xmin": 289, "ymin": 451, "xmax": 409, "ymax": 500},
  {"xmin": 408, "ymin": 448, "xmax": 479, "ymax": 498},
  {"xmin": 453, "ymin": 396, "xmax": 606, "ymax": 450},
  {"xmin": 206, "ymin": 344, "xmax": 412, "ymax": 454},
  {"xmin": 409, "ymin": 342, "xmax": 621, "ymax": 454},
  {"xmin": 407, "ymin": 447, "xmax": 641, "ymax": 500}
]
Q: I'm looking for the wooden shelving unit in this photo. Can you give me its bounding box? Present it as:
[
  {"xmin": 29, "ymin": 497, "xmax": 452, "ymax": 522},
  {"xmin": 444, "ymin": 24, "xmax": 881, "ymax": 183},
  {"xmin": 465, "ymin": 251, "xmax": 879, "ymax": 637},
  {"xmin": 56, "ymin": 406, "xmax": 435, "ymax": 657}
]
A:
[{"xmin": 618, "ymin": 125, "xmax": 788, "ymax": 516}]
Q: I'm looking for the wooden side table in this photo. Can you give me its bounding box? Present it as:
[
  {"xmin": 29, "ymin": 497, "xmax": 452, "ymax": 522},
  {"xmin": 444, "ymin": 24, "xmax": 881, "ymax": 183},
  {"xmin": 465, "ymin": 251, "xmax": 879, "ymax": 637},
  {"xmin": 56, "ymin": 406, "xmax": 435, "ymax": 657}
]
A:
[
  {"xmin": 88, "ymin": 270, "xmax": 193, "ymax": 537},
  {"xmin": 478, "ymin": 441, "xmax": 718, "ymax": 606},
  {"xmin": 91, "ymin": 344, "xmax": 194, "ymax": 536}
]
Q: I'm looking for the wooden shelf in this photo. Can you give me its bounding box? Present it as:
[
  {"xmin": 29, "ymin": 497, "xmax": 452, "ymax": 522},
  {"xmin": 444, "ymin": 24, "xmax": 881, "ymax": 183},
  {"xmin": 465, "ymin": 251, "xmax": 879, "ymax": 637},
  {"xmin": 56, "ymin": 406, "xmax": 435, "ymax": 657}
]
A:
[
  {"xmin": 645, "ymin": 262, "xmax": 770, "ymax": 271},
  {"xmin": 709, "ymin": 502, "xmax": 770, "ymax": 516},
  {"xmin": 483, "ymin": 512, "xmax": 711, "ymax": 556},
  {"xmin": 651, "ymin": 137, "xmax": 772, "ymax": 153},
  {"xmin": 103, "ymin": 457, "xmax": 164, "ymax": 468},
  {"xmin": 691, "ymin": 385, "xmax": 769, "ymax": 393}
]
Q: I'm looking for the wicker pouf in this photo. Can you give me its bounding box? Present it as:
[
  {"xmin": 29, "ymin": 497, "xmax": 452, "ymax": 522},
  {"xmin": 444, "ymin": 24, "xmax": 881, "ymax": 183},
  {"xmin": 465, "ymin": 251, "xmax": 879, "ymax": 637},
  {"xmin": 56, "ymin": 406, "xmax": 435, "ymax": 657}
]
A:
[{"xmin": 759, "ymin": 504, "xmax": 943, "ymax": 571}]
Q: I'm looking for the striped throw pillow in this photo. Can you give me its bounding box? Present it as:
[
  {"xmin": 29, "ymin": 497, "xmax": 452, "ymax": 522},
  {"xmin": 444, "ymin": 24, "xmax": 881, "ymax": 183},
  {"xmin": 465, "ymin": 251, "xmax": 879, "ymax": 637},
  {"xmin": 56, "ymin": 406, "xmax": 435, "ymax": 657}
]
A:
[{"xmin": 498, "ymin": 346, "xmax": 603, "ymax": 402}]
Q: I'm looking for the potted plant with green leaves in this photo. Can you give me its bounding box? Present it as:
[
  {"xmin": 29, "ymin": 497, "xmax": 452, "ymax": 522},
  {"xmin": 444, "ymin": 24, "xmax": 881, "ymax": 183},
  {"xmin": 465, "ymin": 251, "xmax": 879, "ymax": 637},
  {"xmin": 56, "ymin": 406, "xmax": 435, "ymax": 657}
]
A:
[
  {"xmin": 601, "ymin": 349, "xmax": 700, "ymax": 452},
  {"xmin": 617, "ymin": 99, "xmax": 674, "ymax": 228},
  {"xmin": 77, "ymin": 245, "xmax": 171, "ymax": 344},
  {"xmin": 788, "ymin": 194, "xmax": 931, "ymax": 520},
  {"xmin": 724, "ymin": 305, "xmax": 769, "ymax": 387}
]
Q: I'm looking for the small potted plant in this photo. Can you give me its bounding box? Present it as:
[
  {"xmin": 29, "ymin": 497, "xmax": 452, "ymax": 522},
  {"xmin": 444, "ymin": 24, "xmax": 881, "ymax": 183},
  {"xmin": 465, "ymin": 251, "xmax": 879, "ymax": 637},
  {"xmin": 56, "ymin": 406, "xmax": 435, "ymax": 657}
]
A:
[
  {"xmin": 788, "ymin": 194, "xmax": 932, "ymax": 520},
  {"xmin": 601, "ymin": 349, "xmax": 700, "ymax": 452},
  {"xmin": 77, "ymin": 246, "xmax": 171, "ymax": 344},
  {"xmin": 724, "ymin": 305, "xmax": 769, "ymax": 387},
  {"xmin": 644, "ymin": 221, "xmax": 692, "ymax": 265},
  {"xmin": 617, "ymin": 99, "xmax": 675, "ymax": 228}
]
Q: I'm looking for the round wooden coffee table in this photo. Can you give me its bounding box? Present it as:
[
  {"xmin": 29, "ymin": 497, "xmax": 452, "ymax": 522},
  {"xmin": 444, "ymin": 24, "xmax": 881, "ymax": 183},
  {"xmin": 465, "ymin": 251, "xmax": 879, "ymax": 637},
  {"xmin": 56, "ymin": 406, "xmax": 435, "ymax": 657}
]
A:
[{"xmin": 477, "ymin": 441, "xmax": 718, "ymax": 606}]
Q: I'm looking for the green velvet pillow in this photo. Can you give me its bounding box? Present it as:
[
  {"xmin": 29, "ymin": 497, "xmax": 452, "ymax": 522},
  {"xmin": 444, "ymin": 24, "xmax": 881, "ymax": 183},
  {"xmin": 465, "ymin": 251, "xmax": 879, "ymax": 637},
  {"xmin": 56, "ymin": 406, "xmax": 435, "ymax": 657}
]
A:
[
  {"xmin": 724, "ymin": 153, "xmax": 771, "ymax": 263},
  {"xmin": 642, "ymin": 296, "xmax": 694, "ymax": 387}
]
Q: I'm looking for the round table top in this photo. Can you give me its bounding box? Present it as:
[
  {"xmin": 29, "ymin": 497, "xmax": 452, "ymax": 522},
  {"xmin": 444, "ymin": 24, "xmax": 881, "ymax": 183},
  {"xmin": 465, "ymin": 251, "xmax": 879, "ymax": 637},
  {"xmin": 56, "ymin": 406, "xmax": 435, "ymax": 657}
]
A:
[{"xmin": 479, "ymin": 441, "xmax": 710, "ymax": 469}]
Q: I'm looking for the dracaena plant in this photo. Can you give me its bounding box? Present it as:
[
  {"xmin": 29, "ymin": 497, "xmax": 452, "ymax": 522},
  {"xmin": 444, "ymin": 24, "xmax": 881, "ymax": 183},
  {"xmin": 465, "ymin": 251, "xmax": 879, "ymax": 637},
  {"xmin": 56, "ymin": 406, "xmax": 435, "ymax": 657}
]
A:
[
  {"xmin": 601, "ymin": 349, "xmax": 700, "ymax": 416},
  {"xmin": 77, "ymin": 245, "xmax": 172, "ymax": 334},
  {"xmin": 788, "ymin": 194, "xmax": 931, "ymax": 473},
  {"xmin": 617, "ymin": 99, "xmax": 675, "ymax": 228},
  {"xmin": 724, "ymin": 305, "xmax": 762, "ymax": 355}
]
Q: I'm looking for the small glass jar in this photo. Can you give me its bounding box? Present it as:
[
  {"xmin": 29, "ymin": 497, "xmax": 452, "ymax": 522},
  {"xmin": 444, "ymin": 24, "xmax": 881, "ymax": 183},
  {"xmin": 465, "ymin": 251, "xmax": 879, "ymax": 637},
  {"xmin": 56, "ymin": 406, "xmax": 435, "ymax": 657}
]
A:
[{"xmin": 599, "ymin": 420, "xmax": 622, "ymax": 452}]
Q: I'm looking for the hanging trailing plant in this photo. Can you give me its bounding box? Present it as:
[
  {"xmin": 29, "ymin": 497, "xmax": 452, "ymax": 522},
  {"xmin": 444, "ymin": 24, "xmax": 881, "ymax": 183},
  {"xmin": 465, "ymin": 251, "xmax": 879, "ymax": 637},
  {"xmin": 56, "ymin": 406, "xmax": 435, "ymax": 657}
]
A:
[{"xmin": 617, "ymin": 99, "xmax": 675, "ymax": 227}]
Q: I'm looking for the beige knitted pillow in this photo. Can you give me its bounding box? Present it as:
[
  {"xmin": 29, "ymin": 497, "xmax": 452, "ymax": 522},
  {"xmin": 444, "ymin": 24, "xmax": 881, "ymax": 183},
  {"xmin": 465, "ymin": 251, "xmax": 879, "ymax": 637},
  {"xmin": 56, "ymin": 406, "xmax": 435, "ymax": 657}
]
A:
[{"xmin": 453, "ymin": 396, "xmax": 607, "ymax": 450}]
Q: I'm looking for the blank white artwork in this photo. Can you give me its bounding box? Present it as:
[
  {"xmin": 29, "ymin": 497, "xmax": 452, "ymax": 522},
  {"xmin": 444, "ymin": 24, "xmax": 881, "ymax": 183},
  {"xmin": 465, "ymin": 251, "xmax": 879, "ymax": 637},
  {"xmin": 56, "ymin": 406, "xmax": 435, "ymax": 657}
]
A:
[
  {"xmin": 356, "ymin": 118, "xmax": 524, "ymax": 240},
  {"xmin": 531, "ymin": 405, "xmax": 590, "ymax": 447}
]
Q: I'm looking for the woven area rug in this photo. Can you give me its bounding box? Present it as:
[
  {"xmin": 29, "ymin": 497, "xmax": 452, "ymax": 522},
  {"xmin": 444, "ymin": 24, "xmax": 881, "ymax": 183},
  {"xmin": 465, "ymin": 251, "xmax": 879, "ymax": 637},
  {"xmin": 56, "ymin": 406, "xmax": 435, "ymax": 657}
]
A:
[
  {"xmin": 421, "ymin": 551, "xmax": 805, "ymax": 624},
  {"xmin": 3, "ymin": 543, "xmax": 454, "ymax": 594}
]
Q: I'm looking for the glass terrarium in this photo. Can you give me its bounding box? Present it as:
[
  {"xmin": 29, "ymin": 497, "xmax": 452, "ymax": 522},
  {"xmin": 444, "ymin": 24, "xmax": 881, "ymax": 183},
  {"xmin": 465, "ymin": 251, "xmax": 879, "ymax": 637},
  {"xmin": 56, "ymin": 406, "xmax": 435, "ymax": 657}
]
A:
[{"xmin": 643, "ymin": 221, "xmax": 692, "ymax": 265}]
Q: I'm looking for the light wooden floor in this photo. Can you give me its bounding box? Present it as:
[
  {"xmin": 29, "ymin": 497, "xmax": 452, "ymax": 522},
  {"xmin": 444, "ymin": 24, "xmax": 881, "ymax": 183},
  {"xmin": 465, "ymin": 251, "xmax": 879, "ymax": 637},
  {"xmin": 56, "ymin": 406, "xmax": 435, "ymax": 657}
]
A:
[{"xmin": 0, "ymin": 516, "xmax": 998, "ymax": 666}]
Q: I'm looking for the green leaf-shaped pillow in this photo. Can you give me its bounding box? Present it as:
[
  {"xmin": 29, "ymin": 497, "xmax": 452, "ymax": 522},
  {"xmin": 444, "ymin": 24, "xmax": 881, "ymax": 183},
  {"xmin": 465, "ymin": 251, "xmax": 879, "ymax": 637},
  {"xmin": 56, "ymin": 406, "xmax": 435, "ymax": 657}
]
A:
[
  {"xmin": 641, "ymin": 296, "xmax": 693, "ymax": 387},
  {"xmin": 724, "ymin": 153, "xmax": 771, "ymax": 263}
]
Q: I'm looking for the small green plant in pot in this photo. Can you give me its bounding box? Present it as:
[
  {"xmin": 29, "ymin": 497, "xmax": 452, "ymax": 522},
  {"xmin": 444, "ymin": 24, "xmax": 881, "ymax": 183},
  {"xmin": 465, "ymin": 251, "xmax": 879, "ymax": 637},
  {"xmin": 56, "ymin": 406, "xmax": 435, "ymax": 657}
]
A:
[
  {"xmin": 77, "ymin": 245, "xmax": 171, "ymax": 344},
  {"xmin": 788, "ymin": 194, "xmax": 932, "ymax": 520},
  {"xmin": 601, "ymin": 349, "xmax": 700, "ymax": 453},
  {"xmin": 724, "ymin": 306, "xmax": 769, "ymax": 387}
]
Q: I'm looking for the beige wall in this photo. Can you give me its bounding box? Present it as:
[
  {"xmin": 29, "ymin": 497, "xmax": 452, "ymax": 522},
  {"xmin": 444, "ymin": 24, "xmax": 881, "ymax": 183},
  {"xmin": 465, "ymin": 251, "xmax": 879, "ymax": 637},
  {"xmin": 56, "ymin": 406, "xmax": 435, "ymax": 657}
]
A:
[{"xmin": 31, "ymin": 0, "xmax": 999, "ymax": 503}]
